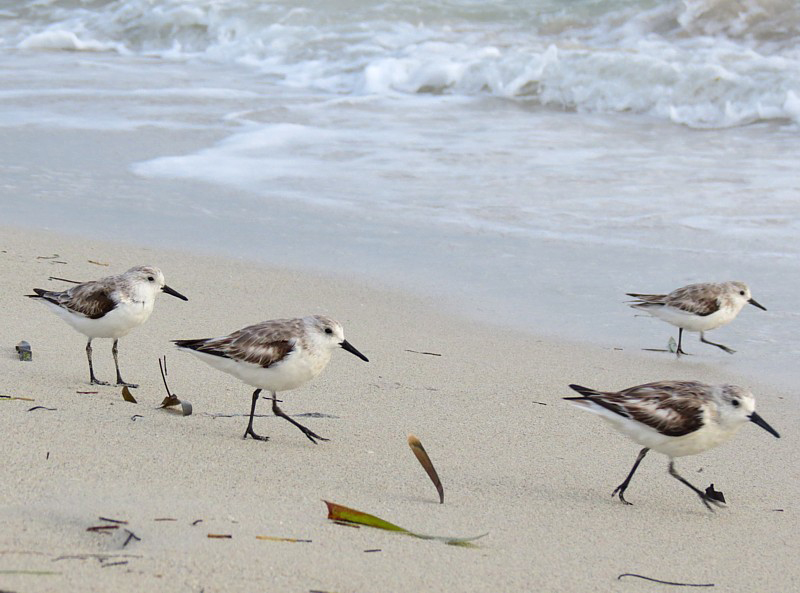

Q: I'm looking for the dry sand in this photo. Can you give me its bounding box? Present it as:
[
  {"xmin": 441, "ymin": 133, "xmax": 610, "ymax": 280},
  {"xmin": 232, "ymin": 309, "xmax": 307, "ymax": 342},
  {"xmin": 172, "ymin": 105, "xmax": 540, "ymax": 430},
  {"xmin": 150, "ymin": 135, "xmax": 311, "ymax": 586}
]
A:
[{"xmin": 1, "ymin": 226, "xmax": 797, "ymax": 592}]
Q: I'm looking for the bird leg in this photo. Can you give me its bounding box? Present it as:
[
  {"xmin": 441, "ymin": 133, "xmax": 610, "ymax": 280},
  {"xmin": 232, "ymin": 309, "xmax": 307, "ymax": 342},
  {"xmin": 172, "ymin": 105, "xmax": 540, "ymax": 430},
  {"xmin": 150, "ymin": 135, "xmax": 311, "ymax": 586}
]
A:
[
  {"xmin": 243, "ymin": 388, "xmax": 269, "ymax": 441},
  {"xmin": 675, "ymin": 328, "xmax": 690, "ymax": 356},
  {"xmin": 613, "ymin": 447, "xmax": 649, "ymax": 505},
  {"xmin": 112, "ymin": 339, "xmax": 138, "ymax": 388},
  {"xmin": 668, "ymin": 461, "xmax": 726, "ymax": 511},
  {"xmin": 271, "ymin": 392, "xmax": 329, "ymax": 444},
  {"xmin": 86, "ymin": 340, "xmax": 109, "ymax": 386},
  {"xmin": 699, "ymin": 332, "xmax": 736, "ymax": 354}
]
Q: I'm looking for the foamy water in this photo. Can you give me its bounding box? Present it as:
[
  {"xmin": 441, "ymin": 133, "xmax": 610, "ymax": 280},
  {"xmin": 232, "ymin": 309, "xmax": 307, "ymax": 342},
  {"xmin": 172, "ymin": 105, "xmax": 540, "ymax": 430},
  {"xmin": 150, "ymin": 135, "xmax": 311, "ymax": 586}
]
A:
[{"xmin": 1, "ymin": 0, "xmax": 799, "ymax": 386}]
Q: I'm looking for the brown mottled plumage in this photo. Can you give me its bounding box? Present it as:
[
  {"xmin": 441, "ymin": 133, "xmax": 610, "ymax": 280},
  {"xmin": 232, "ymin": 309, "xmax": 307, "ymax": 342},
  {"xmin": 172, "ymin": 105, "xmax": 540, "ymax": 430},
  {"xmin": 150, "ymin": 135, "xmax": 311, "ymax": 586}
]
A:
[
  {"xmin": 627, "ymin": 281, "xmax": 766, "ymax": 355},
  {"xmin": 565, "ymin": 380, "xmax": 780, "ymax": 510},
  {"xmin": 174, "ymin": 315, "xmax": 369, "ymax": 443}
]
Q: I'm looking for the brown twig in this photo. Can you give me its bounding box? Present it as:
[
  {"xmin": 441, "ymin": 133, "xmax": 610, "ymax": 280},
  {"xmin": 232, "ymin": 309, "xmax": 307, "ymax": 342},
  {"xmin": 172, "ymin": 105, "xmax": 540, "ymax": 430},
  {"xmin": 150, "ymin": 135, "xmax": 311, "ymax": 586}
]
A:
[{"xmin": 87, "ymin": 525, "xmax": 119, "ymax": 534}]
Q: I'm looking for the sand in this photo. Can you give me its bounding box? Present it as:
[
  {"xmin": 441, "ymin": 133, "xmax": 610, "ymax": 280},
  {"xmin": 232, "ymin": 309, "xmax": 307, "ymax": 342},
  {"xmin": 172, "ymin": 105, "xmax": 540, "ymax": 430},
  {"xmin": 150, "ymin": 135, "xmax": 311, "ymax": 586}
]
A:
[{"xmin": 1, "ymin": 225, "xmax": 797, "ymax": 593}]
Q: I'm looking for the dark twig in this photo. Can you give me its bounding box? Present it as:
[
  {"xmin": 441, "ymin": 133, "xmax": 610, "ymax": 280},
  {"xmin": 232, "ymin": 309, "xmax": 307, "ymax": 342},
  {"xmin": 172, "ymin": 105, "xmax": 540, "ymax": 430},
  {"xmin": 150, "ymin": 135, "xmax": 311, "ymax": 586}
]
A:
[
  {"xmin": 101, "ymin": 561, "xmax": 129, "ymax": 568},
  {"xmin": 122, "ymin": 529, "xmax": 140, "ymax": 548},
  {"xmin": 405, "ymin": 349, "xmax": 442, "ymax": 356},
  {"xmin": 28, "ymin": 406, "xmax": 56, "ymax": 412},
  {"xmin": 618, "ymin": 573, "xmax": 714, "ymax": 587},
  {"xmin": 191, "ymin": 519, "xmax": 204, "ymax": 526},
  {"xmin": 98, "ymin": 517, "xmax": 128, "ymax": 525},
  {"xmin": 158, "ymin": 356, "xmax": 172, "ymax": 397},
  {"xmin": 48, "ymin": 276, "xmax": 82, "ymax": 284}
]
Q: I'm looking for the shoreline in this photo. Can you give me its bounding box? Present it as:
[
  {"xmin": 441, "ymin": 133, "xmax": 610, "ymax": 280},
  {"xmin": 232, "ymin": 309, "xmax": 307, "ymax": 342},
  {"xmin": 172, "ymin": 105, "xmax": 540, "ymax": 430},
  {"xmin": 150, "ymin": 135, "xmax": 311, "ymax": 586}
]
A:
[{"xmin": 1, "ymin": 226, "xmax": 797, "ymax": 592}]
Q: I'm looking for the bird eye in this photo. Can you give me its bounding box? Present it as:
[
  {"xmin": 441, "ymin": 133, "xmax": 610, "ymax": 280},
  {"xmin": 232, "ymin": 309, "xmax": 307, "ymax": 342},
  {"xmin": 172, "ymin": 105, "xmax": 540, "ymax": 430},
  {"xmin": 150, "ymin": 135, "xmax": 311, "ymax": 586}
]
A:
[
  {"xmin": 147, "ymin": 276, "xmax": 155, "ymax": 282},
  {"xmin": 732, "ymin": 399, "xmax": 740, "ymax": 407},
  {"xmin": 325, "ymin": 327, "xmax": 333, "ymax": 334},
  {"xmin": 739, "ymin": 290, "xmax": 745, "ymax": 296}
]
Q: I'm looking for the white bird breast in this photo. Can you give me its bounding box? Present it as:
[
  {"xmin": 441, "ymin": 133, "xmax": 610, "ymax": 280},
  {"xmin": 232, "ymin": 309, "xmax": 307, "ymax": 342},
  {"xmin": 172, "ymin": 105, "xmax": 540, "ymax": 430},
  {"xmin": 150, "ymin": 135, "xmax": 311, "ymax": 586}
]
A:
[{"xmin": 44, "ymin": 299, "xmax": 155, "ymax": 339}]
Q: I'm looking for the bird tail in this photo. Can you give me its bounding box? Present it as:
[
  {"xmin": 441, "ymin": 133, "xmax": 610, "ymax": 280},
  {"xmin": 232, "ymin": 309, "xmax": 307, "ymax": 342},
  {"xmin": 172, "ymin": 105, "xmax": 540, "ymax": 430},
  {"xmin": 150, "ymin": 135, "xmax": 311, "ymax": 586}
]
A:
[
  {"xmin": 26, "ymin": 288, "xmax": 58, "ymax": 303},
  {"xmin": 563, "ymin": 384, "xmax": 603, "ymax": 400},
  {"xmin": 173, "ymin": 339, "xmax": 208, "ymax": 351}
]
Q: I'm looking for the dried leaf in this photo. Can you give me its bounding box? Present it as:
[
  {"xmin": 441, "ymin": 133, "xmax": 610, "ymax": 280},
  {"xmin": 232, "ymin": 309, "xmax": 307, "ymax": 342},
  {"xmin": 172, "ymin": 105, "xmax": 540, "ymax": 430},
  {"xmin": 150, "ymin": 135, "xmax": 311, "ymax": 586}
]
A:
[
  {"xmin": 122, "ymin": 387, "xmax": 137, "ymax": 404},
  {"xmin": 160, "ymin": 395, "xmax": 180, "ymax": 408},
  {"xmin": 323, "ymin": 501, "xmax": 486, "ymax": 547},
  {"xmin": 408, "ymin": 434, "xmax": 444, "ymax": 504},
  {"xmin": 325, "ymin": 501, "xmax": 407, "ymax": 532}
]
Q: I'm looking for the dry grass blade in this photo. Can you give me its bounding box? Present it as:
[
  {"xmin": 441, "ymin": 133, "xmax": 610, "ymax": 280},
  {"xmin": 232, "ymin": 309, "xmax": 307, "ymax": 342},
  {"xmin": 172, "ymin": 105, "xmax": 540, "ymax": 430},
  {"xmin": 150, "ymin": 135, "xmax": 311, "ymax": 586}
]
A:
[
  {"xmin": 0, "ymin": 395, "xmax": 35, "ymax": 402},
  {"xmin": 408, "ymin": 434, "xmax": 444, "ymax": 504},
  {"xmin": 121, "ymin": 387, "xmax": 137, "ymax": 404},
  {"xmin": 255, "ymin": 536, "xmax": 312, "ymax": 543},
  {"xmin": 207, "ymin": 534, "xmax": 232, "ymax": 539}
]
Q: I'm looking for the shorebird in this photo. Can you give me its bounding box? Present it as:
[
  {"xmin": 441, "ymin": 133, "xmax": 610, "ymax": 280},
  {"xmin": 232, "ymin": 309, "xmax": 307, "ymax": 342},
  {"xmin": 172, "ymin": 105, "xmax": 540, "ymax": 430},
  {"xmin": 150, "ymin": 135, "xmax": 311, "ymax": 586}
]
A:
[
  {"xmin": 565, "ymin": 381, "xmax": 780, "ymax": 510},
  {"xmin": 28, "ymin": 266, "xmax": 188, "ymax": 387},
  {"xmin": 627, "ymin": 281, "xmax": 766, "ymax": 355},
  {"xmin": 174, "ymin": 315, "xmax": 369, "ymax": 443}
]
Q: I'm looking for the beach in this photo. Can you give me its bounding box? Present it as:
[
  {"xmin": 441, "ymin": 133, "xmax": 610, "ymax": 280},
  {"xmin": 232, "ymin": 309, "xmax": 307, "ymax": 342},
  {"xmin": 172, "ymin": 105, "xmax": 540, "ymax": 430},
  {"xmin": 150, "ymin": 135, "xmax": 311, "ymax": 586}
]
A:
[
  {"xmin": 1, "ymin": 226, "xmax": 797, "ymax": 592},
  {"xmin": 2, "ymin": 1, "xmax": 800, "ymax": 590}
]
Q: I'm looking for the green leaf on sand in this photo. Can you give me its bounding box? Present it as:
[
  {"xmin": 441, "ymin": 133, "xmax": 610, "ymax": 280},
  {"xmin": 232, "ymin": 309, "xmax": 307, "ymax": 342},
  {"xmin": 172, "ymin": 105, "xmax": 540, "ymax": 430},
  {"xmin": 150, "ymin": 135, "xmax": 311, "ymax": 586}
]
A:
[{"xmin": 323, "ymin": 501, "xmax": 486, "ymax": 547}]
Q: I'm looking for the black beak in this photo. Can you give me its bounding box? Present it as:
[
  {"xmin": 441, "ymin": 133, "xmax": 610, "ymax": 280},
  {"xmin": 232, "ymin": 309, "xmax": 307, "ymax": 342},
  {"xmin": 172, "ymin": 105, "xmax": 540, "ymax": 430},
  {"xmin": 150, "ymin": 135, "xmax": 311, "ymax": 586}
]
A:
[
  {"xmin": 162, "ymin": 284, "xmax": 188, "ymax": 301},
  {"xmin": 749, "ymin": 411, "xmax": 780, "ymax": 438},
  {"xmin": 340, "ymin": 339, "xmax": 369, "ymax": 362},
  {"xmin": 748, "ymin": 298, "xmax": 766, "ymax": 311}
]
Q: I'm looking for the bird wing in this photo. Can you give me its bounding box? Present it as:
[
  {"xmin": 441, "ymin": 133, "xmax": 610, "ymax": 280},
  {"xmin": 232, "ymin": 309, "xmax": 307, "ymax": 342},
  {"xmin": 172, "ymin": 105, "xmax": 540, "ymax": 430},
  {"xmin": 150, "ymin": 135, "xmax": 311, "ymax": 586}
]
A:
[
  {"xmin": 664, "ymin": 284, "xmax": 721, "ymax": 316},
  {"xmin": 613, "ymin": 381, "xmax": 709, "ymax": 436},
  {"xmin": 31, "ymin": 280, "xmax": 117, "ymax": 319},
  {"xmin": 174, "ymin": 319, "xmax": 302, "ymax": 368}
]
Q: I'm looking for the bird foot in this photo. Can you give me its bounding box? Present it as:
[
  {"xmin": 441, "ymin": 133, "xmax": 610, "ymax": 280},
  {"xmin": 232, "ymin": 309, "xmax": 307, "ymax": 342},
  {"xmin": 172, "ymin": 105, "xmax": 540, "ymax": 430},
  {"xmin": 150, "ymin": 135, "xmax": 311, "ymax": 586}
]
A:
[
  {"xmin": 612, "ymin": 487, "xmax": 634, "ymax": 506},
  {"xmin": 299, "ymin": 426, "xmax": 329, "ymax": 445},
  {"xmin": 116, "ymin": 381, "xmax": 139, "ymax": 389},
  {"xmin": 90, "ymin": 378, "xmax": 110, "ymax": 386},
  {"xmin": 699, "ymin": 493, "xmax": 726, "ymax": 512},
  {"xmin": 243, "ymin": 427, "xmax": 270, "ymax": 442}
]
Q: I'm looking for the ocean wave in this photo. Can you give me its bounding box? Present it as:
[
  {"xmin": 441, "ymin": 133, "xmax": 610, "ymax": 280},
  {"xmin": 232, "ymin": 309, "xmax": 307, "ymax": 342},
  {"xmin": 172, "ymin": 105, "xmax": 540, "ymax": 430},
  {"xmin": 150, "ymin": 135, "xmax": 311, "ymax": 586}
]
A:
[{"xmin": 4, "ymin": 0, "xmax": 800, "ymax": 128}]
